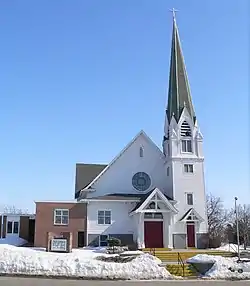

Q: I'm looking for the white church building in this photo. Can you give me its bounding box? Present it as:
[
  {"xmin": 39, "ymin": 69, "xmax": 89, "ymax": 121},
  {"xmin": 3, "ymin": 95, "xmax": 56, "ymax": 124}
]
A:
[{"xmin": 75, "ymin": 15, "xmax": 208, "ymax": 249}]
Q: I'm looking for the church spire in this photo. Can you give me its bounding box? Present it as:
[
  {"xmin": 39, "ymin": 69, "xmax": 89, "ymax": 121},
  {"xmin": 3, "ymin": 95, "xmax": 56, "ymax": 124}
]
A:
[{"xmin": 166, "ymin": 11, "xmax": 196, "ymax": 124}]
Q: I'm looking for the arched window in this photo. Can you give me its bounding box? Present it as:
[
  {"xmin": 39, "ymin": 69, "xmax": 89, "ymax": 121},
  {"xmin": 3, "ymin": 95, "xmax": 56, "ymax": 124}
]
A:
[
  {"xmin": 139, "ymin": 146, "xmax": 144, "ymax": 157},
  {"xmin": 181, "ymin": 121, "xmax": 192, "ymax": 153}
]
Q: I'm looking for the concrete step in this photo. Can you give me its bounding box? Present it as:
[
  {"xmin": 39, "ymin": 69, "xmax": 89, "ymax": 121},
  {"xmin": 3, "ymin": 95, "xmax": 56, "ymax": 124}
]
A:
[{"xmin": 166, "ymin": 264, "xmax": 199, "ymax": 277}]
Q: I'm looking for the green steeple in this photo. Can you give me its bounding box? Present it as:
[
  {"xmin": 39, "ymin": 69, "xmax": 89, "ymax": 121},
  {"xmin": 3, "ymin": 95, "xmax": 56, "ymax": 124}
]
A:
[{"xmin": 166, "ymin": 14, "xmax": 196, "ymax": 124}]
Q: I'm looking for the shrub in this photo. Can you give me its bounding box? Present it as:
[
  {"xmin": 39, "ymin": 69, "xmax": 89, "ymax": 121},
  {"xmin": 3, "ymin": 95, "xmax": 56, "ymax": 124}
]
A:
[{"xmin": 107, "ymin": 237, "xmax": 121, "ymax": 253}]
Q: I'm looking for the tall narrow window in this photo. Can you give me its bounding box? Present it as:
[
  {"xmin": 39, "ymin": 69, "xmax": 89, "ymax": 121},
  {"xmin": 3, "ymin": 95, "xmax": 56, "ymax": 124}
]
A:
[
  {"xmin": 13, "ymin": 222, "xmax": 19, "ymax": 234},
  {"xmin": 7, "ymin": 221, "xmax": 13, "ymax": 233},
  {"xmin": 187, "ymin": 193, "xmax": 194, "ymax": 205},
  {"xmin": 167, "ymin": 167, "xmax": 170, "ymax": 176},
  {"xmin": 139, "ymin": 147, "xmax": 144, "ymax": 157},
  {"xmin": 181, "ymin": 121, "xmax": 192, "ymax": 153}
]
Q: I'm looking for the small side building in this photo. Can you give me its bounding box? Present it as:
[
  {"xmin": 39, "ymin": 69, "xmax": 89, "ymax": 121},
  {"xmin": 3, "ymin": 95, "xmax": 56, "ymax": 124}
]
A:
[
  {"xmin": 0, "ymin": 212, "xmax": 35, "ymax": 246},
  {"xmin": 34, "ymin": 201, "xmax": 87, "ymax": 248}
]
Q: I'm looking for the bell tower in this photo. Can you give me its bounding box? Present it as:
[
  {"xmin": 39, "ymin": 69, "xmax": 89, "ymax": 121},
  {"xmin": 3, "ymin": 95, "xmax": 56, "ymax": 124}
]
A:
[{"xmin": 163, "ymin": 10, "xmax": 208, "ymax": 245}]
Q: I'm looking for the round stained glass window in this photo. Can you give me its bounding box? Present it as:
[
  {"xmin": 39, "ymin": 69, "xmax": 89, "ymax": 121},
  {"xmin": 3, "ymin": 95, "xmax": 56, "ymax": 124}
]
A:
[{"xmin": 132, "ymin": 172, "xmax": 151, "ymax": 192}]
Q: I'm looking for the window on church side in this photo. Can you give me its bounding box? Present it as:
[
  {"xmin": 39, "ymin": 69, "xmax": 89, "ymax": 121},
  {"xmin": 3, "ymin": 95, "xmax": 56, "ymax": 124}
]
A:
[
  {"xmin": 187, "ymin": 193, "xmax": 194, "ymax": 205},
  {"xmin": 181, "ymin": 140, "xmax": 192, "ymax": 153},
  {"xmin": 184, "ymin": 164, "xmax": 193, "ymax": 173},
  {"xmin": 167, "ymin": 167, "xmax": 170, "ymax": 176},
  {"xmin": 139, "ymin": 147, "xmax": 144, "ymax": 157},
  {"xmin": 98, "ymin": 210, "xmax": 111, "ymax": 225}
]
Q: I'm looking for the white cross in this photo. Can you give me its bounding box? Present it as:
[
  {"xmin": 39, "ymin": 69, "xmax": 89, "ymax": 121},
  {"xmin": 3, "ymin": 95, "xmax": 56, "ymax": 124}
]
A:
[{"xmin": 169, "ymin": 8, "xmax": 178, "ymax": 20}]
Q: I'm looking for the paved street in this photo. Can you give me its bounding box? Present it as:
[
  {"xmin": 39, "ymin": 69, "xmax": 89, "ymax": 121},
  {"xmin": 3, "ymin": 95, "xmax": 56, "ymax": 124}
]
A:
[{"xmin": 0, "ymin": 277, "xmax": 249, "ymax": 286}]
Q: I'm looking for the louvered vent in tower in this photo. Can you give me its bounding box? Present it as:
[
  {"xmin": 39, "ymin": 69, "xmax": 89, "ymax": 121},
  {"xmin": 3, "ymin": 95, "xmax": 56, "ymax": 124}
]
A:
[{"xmin": 181, "ymin": 121, "xmax": 191, "ymax": 137}]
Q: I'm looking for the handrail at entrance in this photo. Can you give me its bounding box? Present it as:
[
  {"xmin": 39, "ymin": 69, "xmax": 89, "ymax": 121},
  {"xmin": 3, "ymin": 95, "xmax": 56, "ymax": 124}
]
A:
[
  {"xmin": 149, "ymin": 248, "xmax": 156, "ymax": 256},
  {"xmin": 177, "ymin": 252, "xmax": 185, "ymax": 277}
]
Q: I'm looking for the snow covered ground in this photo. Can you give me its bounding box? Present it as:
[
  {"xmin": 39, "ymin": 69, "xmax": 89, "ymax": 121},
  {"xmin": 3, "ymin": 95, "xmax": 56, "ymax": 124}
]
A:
[
  {"xmin": 0, "ymin": 245, "xmax": 173, "ymax": 280},
  {"xmin": 187, "ymin": 254, "xmax": 250, "ymax": 280},
  {"xmin": 0, "ymin": 237, "xmax": 27, "ymax": 246},
  {"xmin": 214, "ymin": 243, "xmax": 250, "ymax": 252}
]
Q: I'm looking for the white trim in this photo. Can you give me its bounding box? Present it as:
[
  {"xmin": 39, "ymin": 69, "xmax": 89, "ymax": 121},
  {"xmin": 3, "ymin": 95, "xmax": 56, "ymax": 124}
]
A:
[
  {"xmin": 6, "ymin": 220, "xmax": 20, "ymax": 235},
  {"xmin": 144, "ymin": 218, "xmax": 163, "ymax": 222},
  {"xmin": 140, "ymin": 209, "xmax": 172, "ymax": 213},
  {"xmin": 132, "ymin": 188, "xmax": 178, "ymax": 215},
  {"xmin": 53, "ymin": 209, "xmax": 69, "ymax": 226},
  {"xmin": 186, "ymin": 222, "xmax": 197, "ymax": 248},
  {"xmin": 35, "ymin": 200, "xmax": 77, "ymax": 203},
  {"xmin": 81, "ymin": 130, "xmax": 166, "ymax": 192},
  {"xmin": 80, "ymin": 199, "xmax": 140, "ymax": 203},
  {"xmin": 180, "ymin": 208, "xmax": 204, "ymax": 222},
  {"xmin": 97, "ymin": 210, "xmax": 112, "ymax": 225},
  {"xmin": 171, "ymin": 157, "xmax": 204, "ymax": 163}
]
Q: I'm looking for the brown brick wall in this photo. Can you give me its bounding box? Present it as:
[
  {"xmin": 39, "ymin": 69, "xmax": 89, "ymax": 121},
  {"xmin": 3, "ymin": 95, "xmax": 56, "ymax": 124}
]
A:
[
  {"xmin": 19, "ymin": 216, "xmax": 30, "ymax": 241},
  {"xmin": 34, "ymin": 202, "xmax": 87, "ymax": 248}
]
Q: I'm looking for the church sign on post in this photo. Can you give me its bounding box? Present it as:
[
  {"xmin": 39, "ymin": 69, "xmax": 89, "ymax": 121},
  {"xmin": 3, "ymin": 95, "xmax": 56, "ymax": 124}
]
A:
[{"xmin": 50, "ymin": 238, "xmax": 67, "ymax": 252}]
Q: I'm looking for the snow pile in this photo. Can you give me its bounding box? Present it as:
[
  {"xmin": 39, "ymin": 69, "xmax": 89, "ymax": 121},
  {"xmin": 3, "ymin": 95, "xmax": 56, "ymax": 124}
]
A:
[
  {"xmin": 187, "ymin": 254, "xmax": 250, "ymax": 280},
  {"xmin": 0, "ymin": 245, "xmax": 173, "ymax": 280},
  {"xmin": 215, "ymin": 244, "xmax": 250, "ymax": 252},
  {"xmin": 0, "ymin": 237, "xmax": 27, "ymax": 246}
]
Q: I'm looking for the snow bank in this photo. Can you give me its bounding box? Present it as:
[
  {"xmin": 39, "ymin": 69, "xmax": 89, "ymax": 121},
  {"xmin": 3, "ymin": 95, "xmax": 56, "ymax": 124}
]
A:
[
  {"xmin": 0, "ymin": 237, "xmax": 27, "ymax": 246},
  {"xmin": 187, "ymin": 254, "xmax": 250, "ymax": 280},
  {"xmin": 0, "ymin": 245, "xmax": 173, "ymax": 280},
  {"xmin": 215, "ymin": 244, "xmax": 250, "ymax": 252}
]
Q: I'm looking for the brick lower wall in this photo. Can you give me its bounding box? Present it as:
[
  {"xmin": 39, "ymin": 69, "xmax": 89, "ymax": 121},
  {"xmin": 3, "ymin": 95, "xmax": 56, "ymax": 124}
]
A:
[
  {"xmin": 35, "ymin": 202, "xmax": 87, "ymax": 248},
  {"xmin": 19, "ymin": 216, "xmax": 30, "ymax": 241}
]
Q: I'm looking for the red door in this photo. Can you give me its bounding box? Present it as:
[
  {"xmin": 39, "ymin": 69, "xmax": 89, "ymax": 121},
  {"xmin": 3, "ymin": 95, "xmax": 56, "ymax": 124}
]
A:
[
  {"xmin": 144, "ymin": 221, "xmax": 163, "ymax": 248},
  {"xmin": 187, "ymin": 223, "xmax": 195, "ymax": 247}
]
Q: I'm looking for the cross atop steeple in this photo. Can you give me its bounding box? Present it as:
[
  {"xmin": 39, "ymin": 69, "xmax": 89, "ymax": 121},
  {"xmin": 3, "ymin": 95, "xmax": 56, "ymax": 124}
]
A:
[{"xmin": 169, "ymin": 8, "xmax": 178, "ymax": 21}]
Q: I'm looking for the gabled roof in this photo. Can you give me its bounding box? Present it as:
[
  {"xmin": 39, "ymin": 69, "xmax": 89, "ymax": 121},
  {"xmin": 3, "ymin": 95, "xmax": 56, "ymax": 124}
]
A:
[
  {"xmin": 75, "ymin": 163, "xmax": 107, "ymax": 199},
  {"xmin": 80, "ymin": 130, "xmax": 165, "ymax": 192},
  {"xmin": 179, "ymin": 208, "xmax": 204, "ymax": 222},
  {"xmin": 130, "ymin": 188, "xmax": 177, "ymax": 214}
]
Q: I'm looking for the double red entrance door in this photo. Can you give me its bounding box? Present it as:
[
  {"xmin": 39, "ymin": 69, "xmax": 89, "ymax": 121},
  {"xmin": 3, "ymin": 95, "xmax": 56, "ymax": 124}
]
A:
[{"xmin": 144, "ymin": 221, "xmax": 163, "ymax": 248}]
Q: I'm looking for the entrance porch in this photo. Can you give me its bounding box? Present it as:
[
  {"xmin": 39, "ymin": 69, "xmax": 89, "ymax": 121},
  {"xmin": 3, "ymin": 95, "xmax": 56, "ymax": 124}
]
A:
[{"xmin": 129, "ymin": 188, "xmax": 178, "ymax": 249}]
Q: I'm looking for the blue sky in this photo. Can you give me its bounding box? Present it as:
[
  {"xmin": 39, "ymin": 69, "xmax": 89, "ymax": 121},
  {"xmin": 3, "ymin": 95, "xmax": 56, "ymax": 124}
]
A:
[{"xmin": 0, "ymin": 0, "xmax": 248, "ymax": 212}]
